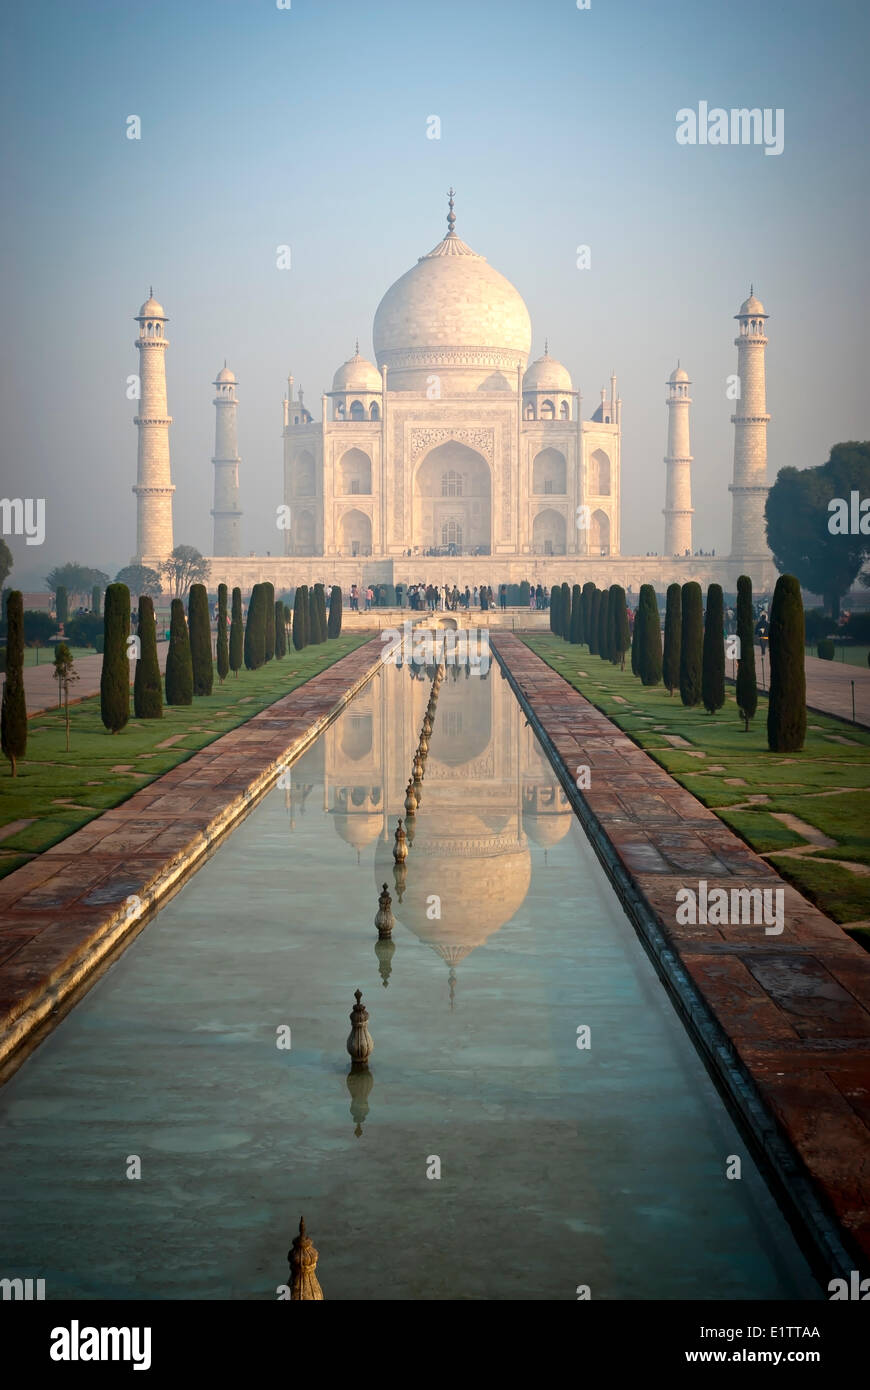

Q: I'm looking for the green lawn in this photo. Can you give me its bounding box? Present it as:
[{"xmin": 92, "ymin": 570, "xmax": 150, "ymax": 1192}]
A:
[
  {"xmin": 22, "ymin": 645, "xmax": 94, "ymax": 668},
  {"xmin": 521, "ymin": 634, "xmax": 870, "ymax": 934},
  {"xmin": 0, "ymin": 634, "xmax": 372, "ymax": 879},
  {"xmin": 807, "ymin": 643, "xmax": 870, "ymax": 668}
]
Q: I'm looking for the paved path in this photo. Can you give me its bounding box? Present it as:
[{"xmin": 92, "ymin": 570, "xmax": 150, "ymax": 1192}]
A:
[
  {"xmin": 19, "ymin": 643, "xmax": 169, "ymax": 717},
  {"xmin": 493, "ymin": 633, "xmax": 870, "ymax": 1279},
  {"xmin": 753, "ymin": 644, "xmax": 870, "ymax": 727},
  {"xmin": 0, "ymin": 639, "xmax": 383, "ymax": 1071}
]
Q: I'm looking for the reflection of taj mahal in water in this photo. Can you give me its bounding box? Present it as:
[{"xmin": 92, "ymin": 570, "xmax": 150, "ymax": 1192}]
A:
[
  {"xmin": 133, "ymin": 190, "xmax": 777, "ymax": 593},
  {"xmin": 283, "ymin": 659, "xmax": 570, "ymax": 1002}
]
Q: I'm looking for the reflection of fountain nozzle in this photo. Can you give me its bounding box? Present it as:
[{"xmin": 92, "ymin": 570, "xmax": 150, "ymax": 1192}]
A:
[
  {"xmin": 346, "ymin": 1065, "xmax": 374, "ymax": 1137},
  {"xmin": 393, "ymin": 860, "xmax": 407, "ymax": 902},
  {"xmin": 375, "ymin": 937, "xmax": 396, "ymax": 987},
  {"xmin": 448, "ymin": 966, "xmax": 457, "ymax": 1012}
]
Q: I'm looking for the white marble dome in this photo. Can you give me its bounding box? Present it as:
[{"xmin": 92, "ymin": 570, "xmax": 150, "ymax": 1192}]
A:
[
  {"xmin": 332, "ymin": 349, "xmax": 381, "ymax": 393},
  {"xmin": 137, "ymin": 294, "xmax": 167, "ymax": 320},
  {"xmin": 523, "ymin": 349, "xmax": 572, "ymax": 393},
  {"xmin": 372, "ymin": 207, "xmax": 531, "ymax": 391}
]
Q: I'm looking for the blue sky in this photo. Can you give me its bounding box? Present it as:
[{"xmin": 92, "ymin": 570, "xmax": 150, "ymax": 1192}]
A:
[{"xmin": 1, "ymin": 0, "xmax": 868, "ymax": 583}]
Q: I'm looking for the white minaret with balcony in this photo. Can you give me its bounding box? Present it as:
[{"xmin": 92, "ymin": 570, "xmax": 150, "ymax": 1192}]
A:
[
  {"xmin": 211, "ymin": 364, "xmax": 242, "ymax": 556},
  {"xmin": 729, "ymin": 290, "xmax": 771, "ymax": 560},
  {"xmin": 132, "ymin": 291, "xmax": 175, "ymax": 563},
  {"xmin": 663, "ymin": 363, "xmax": 694, "ymax": 557}
]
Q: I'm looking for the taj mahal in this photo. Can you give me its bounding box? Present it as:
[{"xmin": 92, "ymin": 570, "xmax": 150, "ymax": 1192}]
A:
[{"xmin": 132, "ymin": 192, "xmax": 778, "ymax": 596}]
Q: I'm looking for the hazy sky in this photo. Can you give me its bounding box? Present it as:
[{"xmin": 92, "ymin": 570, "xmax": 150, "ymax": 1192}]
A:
[{"xmin": 2, "ymin": 0, "xmax": 868, "ymax": 587}]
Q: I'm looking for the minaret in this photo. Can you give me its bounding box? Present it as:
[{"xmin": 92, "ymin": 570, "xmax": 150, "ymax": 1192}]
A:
[
  {"xmin": 210, "ymin": 364, "xmax": 242, "ymax": 556},
  {"xmin": 729, "ymin": 289, "xmax": 771, "ymax": 559},
  {"xmin": 132, "ymin": 290, "xmax": 175, "ymax": 563},
  {"xmin": 663, "ymin": 363, "xmax": 694, "ymax": 556}
]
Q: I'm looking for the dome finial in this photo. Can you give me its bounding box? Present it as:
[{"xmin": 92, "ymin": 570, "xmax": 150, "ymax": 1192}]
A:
[
  {"xmin": 149, "ymin": 285, "xmax": 153, "ymax": 298},
  {"xmin": 447, "ymin": 186, "xmax": 456, "ymax": 234},
  {"xmin": 355, "ymin": 337, "xmax": 359, "ymax": 356},
  {"xmin": 544, "ymin": 337, "xmax": 549, "ymax": 356}
]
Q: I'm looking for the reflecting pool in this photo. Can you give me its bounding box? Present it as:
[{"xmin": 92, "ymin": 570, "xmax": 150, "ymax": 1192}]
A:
[{"xmin": 0, "ymin": 656, "xmax": 820, "ymax": 1299}]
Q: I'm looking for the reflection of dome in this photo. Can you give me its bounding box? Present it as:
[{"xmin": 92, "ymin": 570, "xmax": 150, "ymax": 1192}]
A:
[
  {"xmin": 332, "ymin": 349, "xmax": 381, "ymax": 393},
  {"xmin": 375, "ymin": 812, "xmax": 531, "ymax": 958},
  {"xmin": 333, "ymin": 812, "xmax": 383, "ymax": 849},
  {"xmin": 523, "ymin": 349, "xmax": 572, "ymax": 392},
  {"xmin": 372, "ymin": 196, "xmax": 531, "ymax": 389},
  {"xmin": 522, "ymin": 811, "xmax": 572, "ymax": 847}
]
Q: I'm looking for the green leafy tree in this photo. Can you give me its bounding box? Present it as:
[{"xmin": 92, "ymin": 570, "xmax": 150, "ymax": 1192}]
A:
[
  {"xmin": 735, "ymin": 575, "xmax": 758, "ymax": 731},
  {"xmin": 229, "ymin": 587, "xmax": 243, "ymax": 676},
  {"xmin": 23, "ymin": 610, "xmax": 55, "ymax": 663},
  {"xmin": 327, "ymin": 585, "xmax": 343, "ymax": 638},
  {"xmin": 133, "ymin": 596, "xmax": 162, "ymax": 719},
  {"xmin": 114, "ymin": 564, "xmax": 162, "ymax": 598},
  {"xmin": 1, "ymin": 591, "xmax": 27, "ymax": 774},
  {"xmin": 55, "ymin": 585, "xmax": 68, "ymax": 625},
  {"xmin": 0, "ymin": 537, "xmax": 12, "ymax": 589},
  {"xmin": 100, "ymin": 582, "xmax": 130, "ymax": 733},
  {"xmin": 293, "ymin": 585, "xmax": 309, "ymax": 651},
  {"xmin": 92, "ymin": 584, "xmax": 101, "ymax": 614},
  {"xmin": 64, "ymin": 612, "xmax": 102, "ymax": 648},
  {"xmin": 216, "ymin": 584, "xmax": 229, "ymax": 681},
  {"xmin": 188, "ymin": 583, "xmax": 213, "ymax": 696},
  {"xmin": 610, "ymin": 585, "xmax": 630, "ymax": 668},
  {"xmin": 662, "ymin": 584, "xmax": 681, "ymax": 695},
  {"xmin": 679, "ymin": 582, "xmax": 703, "ymax": 706},
  {"xmin": 702, "ymin": 583, "xmax": 726, "ymax": 714},
  {"xmin": 263, "ymin": 581, "xmax": 276, "ymax": 661},
  {"xmin": 160, "ymin": 544, "xmax": 210, "ymax": 599},
  {"xmin": 637, "ymin": 584, "xmax": 662, "ymax": 685},
  {"xmin": 53, "ymin": 642, "xmax": 79, "ymax": 750},
  {"xmin": 244, "ymin": 584, "xmax": 267, "ymax": 670},
  {"xmin": 45, "ymin": 563, "xmax": 109, "ymax": 608},
  {"xmin": 767, "ymin": 574, "xmax": 807, "ymax": 752},
  {"xmin": 165, "ymin": 598, "xmax": 193, "ymax": 705},
  {"xmin": 274, "ymin": 599, "xmax": 287, "ymax": 658},
  {"xmin": 570, "ymin": 584, "xmax": 582, "ymax": 644},
  {"xmin": 765, "ymin": 442, "xmax": 870, "ymax": 617}
]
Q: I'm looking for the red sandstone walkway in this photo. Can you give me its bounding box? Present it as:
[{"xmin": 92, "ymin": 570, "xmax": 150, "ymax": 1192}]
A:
[
  {"xmin": 493, "ymin": 633, "xmax": 870, "ymax": 1276},
  {"xmin": 0, "ymin": 639, "xmax": 383, "ymax": 1069}
]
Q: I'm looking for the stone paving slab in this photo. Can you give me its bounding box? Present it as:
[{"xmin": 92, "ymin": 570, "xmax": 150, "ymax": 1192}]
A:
[
  {"xmin": 0, "ymin": 639, "xmax": 384, "ymax": 1070},
  {"xmin": 493, "ymin": 633, "xmax": 870, "ymax": 1277}
]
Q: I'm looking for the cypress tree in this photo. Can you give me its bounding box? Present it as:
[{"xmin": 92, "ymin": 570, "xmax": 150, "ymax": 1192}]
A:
[
  {"xmin": 308, "ymin": 586, "xmax": 319, "ymax": 645},
  {"xmin": 216, "ymin": 583, "xmax": 229, "ymax": 682},
  {"xmin": 293, "ymin": 585, "xmax": 309, "ymax": 651},
  {"xmin": 588, "ymin": 588, "xmax": 601, "ymax": 655},
  {"xmin": 1, "ymin": 590, "xmax": 27, "ymax": 774},
  {"xmin": 702, "ymin": 583, "xmax": 726, "ymax": 714},
  {"xmin": 56, "ymin": 585, "xmax": 68, "ymax": 625},
  {"xmin": 92, "ymin": 584, "xmax": 101, "ymax": 615},
  {"xmin": 165, "ymin": 598, "xmax": 193, "ymax": 705},
  {"xmin": 244, "ymin": 583, "xmax": 266, "ymax": 670},
  {"xmin": 767, "ymin": 574, "xmax": 806, "ymax": 752},
  {"xmin": 735, "ymin": 574, "xmax": 758, "ymax": 732},
  {"xmin": 229, "ymin": 587, "xmax": 243, "ymax": 676},
  {"xmin": 679, "ymin": 582, "xmax": 703, "ymax": 706},
  {"xmin": 263, "ymin": 581, "xmax": 276, "ymax": 661},
  {"xmin": 327, "ymin": 585, "xmax": 343, "ymax": 637},
  {"xmin": 570, "ymin": 584, "xmax": 582, "ymax": 644},
  {"xmin": 637, "ymin": 584, "xmax": 662, "ymax": 685},
  {"xmin": 581, "ymin": 581, "xmax": 595, "ymax": 647},
  {"xmin": 134, "ymin": 595, "xmax": 162, "ymax": 718},
  {"xmin": 561, "ymin": 583, "xmax": 571, "ymax": 640},
  {"xmin": 314, "ymin": 583, "xmax": 328, "ymax": 643},
  {"xmin": 188, "ymin": 583, "xmax": 214, "ymax": 696},
  {"xmin": 100, "ymin": 582, "xmax": 130, "ymax": 733},
  {"xmin": 550, "ymin": 583, "xmax": 562, "ymax": 636},
  {"xmin": 630, "ymin": 600, "xmax": 640, "ymax": 676},
  {"xmin": 662, "ymin": 583, "xmax": 681, "ymax": 695},
  {"xmin": 595, "ymin": 586, "xmax": 608, "ymax": 659},
  {"xmin": 274, "ymin": 599, "xmax": 287, "ymax": 658},
  {"xmin": 610, "ymin": 584, "xmax": 630, "ymax": 668}
]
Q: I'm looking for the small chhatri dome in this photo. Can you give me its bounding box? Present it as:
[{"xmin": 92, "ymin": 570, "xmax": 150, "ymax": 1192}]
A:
[
  {"xmin": 737, "ymin": 286, "xmax": 766, "ymax": 317},
  {"xmin": 215, "ymin": 364, "xmax": 236, "ymax": 384},
  {"xmin": 668, "ymin": 363, "xmax": 690, "ymax": 383},
  {"xmin": 332, "ymin": 345, "xmax": 381, "ymax": 393},
  {"xmin": 137, "ymin": 289, "xmax": 167, "ymax": 320},
  {"xmin": 523, "ymin": 345, "xmax": 573, "ymax": 393}
]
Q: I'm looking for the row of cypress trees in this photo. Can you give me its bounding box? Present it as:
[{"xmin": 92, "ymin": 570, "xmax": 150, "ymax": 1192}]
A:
[
  {"xmin": 291, "ymin": 583, "xmax": 343, "ymax": 651},
  {"xmin": 551, "ymin": 571, "xmax": 804, "ymax": 752}
]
